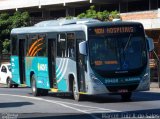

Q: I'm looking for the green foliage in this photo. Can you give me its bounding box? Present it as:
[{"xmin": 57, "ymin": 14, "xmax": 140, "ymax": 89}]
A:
[
  {"xmin": 109, "ymin": 11, "xmax": 121, "ymax": 21},
  {"xmin": 66, "ymin": 16, "xmax": 74, "ymax": 19},
  {"xmin": 2, "ymin": 39, "xmax": 10, "ymax": 53},
  {"xmin": 10, "ymin": 11, "xmax": 30, "ymax": 28},
  {"xmin": 0, "ymin": 11, "xmax": 30, "ymax": 53},
  {"xmin": 0, "ymin": 13, "xmax": 11, "ymax": 40},
  {"xmin": 77, "ymin": 5, "xmax": 121, "ymax": 21}
]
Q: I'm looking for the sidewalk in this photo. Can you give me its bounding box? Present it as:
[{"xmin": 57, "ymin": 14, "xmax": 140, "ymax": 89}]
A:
[
  {"xmin": 150, "ymin": 87, "xmax": 160, "ymax": 92},
  {"xmin": 150, "ymin": 82, "xmax": 159, "ymax": 88},
  {"xmin": 149, "ymin": 82, "xmax": 160, "ymax": 92}
]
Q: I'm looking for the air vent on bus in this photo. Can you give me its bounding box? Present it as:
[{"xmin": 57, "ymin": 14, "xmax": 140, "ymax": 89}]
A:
[
  {"xmin": 34, "ymin": 18, "xmax": 101, "ymax": 27},
  {"xmin": 76, "ymin": 19, "xmax": 101, "ymax": 24},
  {"xmin": 34, "ymin": 20, "xmax": 60, "ymax": 27}
]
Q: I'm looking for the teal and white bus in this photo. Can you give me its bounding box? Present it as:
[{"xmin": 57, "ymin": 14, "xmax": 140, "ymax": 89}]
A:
[{"xmin": 10, "ymin": 19, "xmax": 154, "ymax": 101}]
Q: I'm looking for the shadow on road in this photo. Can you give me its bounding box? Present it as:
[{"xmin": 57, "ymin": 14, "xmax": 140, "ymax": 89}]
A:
[
  {"xmin": 9, "ymin": 108, "xmax": 160, "ymax": 119},
  {"xmin": 0, "ymin": 102, "xmax": 33, "ymax": 108},
  {"xmin": 46, "ymin": 91, "xmax": 160, "ymax": 103},
  {"xmin": 48, "ymin": 93, "xmax": 73, "ymax": 99},
  {"xmin": 0, "ymin": 87, "xmax": 29, "ymax": 89},
  {"xmin": 16, "ymin": 113, "xmax": 95, "ymax": 119},
  {"xmin": 99, "ymin": 108, "xmax": 160, "ymax": 118},
  {"xmin": 79, "ymin": 91, "xmax": 160, "ymax": 103}
]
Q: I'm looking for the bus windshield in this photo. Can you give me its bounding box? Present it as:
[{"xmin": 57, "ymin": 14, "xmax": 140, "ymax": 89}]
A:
[{"xmin": 89, "ymin": 34, "xmax": 147, "ymax": 77}]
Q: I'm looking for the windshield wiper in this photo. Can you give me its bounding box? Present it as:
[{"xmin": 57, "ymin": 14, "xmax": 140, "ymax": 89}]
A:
[
  {"xmin": 124, "ymin": 34, "xmax": 132, "ymax": 52},
  {"xmin": 119, "ymin": 34, "xmax": 132, "ymax": 70}
]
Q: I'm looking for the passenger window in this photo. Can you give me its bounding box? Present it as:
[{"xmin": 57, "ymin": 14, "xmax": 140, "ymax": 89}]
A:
[
  {"xmin": 27, "ymin": 35, "xmax": 46, "ymax": 57},
  {"xmin": 57, "ymin": 34, "xmax": 67, "ymax": 57},
  {"xmin": 38, "ymin": 35, "xmax": 47, "ymax": 57},
  {"xmin": 67, "ymin": 33, "xmax": 75, "ymax": 58},
  {"xmin": 11, "ymin": 35, "xmax": 18, "ymax": 55},
  {"xmin": 27, "ymin": 35, "xmax": 37, "ymax": 56}
]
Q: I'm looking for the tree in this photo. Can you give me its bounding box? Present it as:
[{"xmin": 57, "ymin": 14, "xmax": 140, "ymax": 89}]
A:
[
  {"xmin": 77, "ymin": 5, "xmax": 121, "ymax": 21},
  {"xmin": 10, "ymin": 11, "xmax": 30, "ymax": 28},
  {"xmin": 0, "ymin": 11, "xmax": 30, "ymax": 53},
  {"xmin": 2, "ymin": 39, "xmax": 10, "ymax": 54},
  {"xmin": 0, "ymin": 13, "xmax": 11, "ymax": 42}
]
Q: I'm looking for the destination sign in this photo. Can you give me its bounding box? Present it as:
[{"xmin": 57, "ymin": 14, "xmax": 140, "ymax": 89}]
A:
[{"xmin": 93, "ymin": 26, "xmax": 135, "ymax": 35}]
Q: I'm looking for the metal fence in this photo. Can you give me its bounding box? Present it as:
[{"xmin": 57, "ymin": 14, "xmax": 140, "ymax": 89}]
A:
[
  {"xmin": 150, "ymin": 50, "xmax": 160, "ymax": 88},
  {"xmin": 0, "ymin": 54, "xmax": 11, "ymax": 64}
]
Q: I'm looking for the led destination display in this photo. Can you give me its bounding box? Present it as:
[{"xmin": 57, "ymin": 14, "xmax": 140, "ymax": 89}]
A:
[{"xmin": 94, "ymin": 27, "xmax": 135, "ymax": 35}]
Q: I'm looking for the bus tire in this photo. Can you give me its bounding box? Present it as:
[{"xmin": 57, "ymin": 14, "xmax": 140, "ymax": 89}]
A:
[
  {"xmin": 31, "ymin": 74, "xmax": 41, "ymax": 96},
  {"xmin": 7, "ymin": 78, "xmax": 13, "ymax": 88},
  {"xmin": 121, "ymin": 92, "xmax": 132, "ymax": 101},
  {"xmin": 73, "ymin": 80, "xmax": 82, "ymax": 101}
]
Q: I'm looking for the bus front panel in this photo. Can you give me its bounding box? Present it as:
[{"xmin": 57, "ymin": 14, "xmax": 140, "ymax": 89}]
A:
[{"xmin": 87, "ymin": 24, "xmax": 149, "ymax": 94}]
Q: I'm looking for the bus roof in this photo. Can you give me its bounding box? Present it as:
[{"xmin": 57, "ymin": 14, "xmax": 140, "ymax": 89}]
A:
[{"xmin": 11, "ymin": 18, "xmax": 143, "ymax": 34}]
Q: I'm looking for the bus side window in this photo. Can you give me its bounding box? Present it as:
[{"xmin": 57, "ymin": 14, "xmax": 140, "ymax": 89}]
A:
[
  {"xmin": 27, "ymin": 35, "xmax": 37, "ymax": 57},
  {"xmin": 11, "ymin": 35, "xmax": 18, "ymax": 55},
  {"xmin": 57, "ymin": 33, "xmax": 67, "ymax": 57},
  {"xmin": 67, "ymin": 33, "xmax": 75, "ymax": 59},
  {"xmin": 27, "ymin": 35, "xmax": 46, "ymax": 57},
  {"xmin": 37, "ymin": 36, "xmax": 47, "ymax": 57}
]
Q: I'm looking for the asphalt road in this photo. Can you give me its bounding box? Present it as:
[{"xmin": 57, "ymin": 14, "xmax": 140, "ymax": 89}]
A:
[{"xmin": 0, "ymin": 85, "xmax": 160, "ymax": 119}]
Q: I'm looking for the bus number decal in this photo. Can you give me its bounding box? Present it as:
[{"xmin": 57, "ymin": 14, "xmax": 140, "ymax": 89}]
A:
[{"xmin": 38, "ymin": 63, "xmax": 47, "ymax": 71}]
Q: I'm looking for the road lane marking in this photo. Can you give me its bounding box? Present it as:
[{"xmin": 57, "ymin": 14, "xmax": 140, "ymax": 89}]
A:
[
  {"xmin": 0, "ymin": 94, "xmax": 121, "ymax": 119},
  {"xmin": 54, "ymin": 101, "xmax": 120, "ymax": 112},
  {"xmin": 84, "ymin": 109, "xmax": 110, "ymax": 111}
]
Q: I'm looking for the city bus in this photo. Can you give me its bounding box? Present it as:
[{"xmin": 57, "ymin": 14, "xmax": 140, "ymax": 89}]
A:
[{"xmin": 10, "ymin": 19, "xmax": 154, "ymax": 101}]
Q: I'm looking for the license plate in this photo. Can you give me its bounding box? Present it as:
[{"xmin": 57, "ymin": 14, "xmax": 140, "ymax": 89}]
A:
[{"xmin": 118, "ymin": 89, "xmax": 128, "ymax": 93}]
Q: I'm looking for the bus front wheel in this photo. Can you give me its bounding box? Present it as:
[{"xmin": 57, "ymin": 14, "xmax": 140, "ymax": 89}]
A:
[
  {"xmin": 31, "ymin": 75, "xmax": 41, "ymax": 96},
  {"xmin": 73, "ymin": 80, "xmax": 82, "ymax": 101},
  {"xmin": 121, "ymin": 92, "xmax": 132, "ymax": 101}
]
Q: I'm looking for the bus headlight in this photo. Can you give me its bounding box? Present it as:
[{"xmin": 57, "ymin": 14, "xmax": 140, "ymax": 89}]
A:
[
  {"xmin": 142, "ymin": 73, "xmax": 149, "ymax": 81},
  {"xmin": 90, "ymin": 74, "xmax": 103, "ymax": 85}
]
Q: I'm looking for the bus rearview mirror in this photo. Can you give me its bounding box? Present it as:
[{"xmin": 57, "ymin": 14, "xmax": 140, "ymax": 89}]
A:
[
  {"xmin": 147, "ymin": 37, "xmax": 154, "ymax": 52},
  {"xmin": 79, "ymin": 41, "xmax": 87, "ymax": 55}
]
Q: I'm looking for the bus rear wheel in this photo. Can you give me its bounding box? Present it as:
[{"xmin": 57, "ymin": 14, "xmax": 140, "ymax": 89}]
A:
[
  {"xmin": 31, "ymin": 74, "xmax": 41, "ymax": 96},
  {"xmin": 121, "ymin": 92, "xmax": 132, "ymax": 101},
  {"xmin": 72, "ymin": 80, "xmax": 82, "ymax": 101},
  {"xmin": 31, "ymin": 74, "xmax": 48, "ymax": 96}
]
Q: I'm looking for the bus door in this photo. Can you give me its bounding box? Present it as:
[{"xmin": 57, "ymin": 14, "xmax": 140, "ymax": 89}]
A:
[
  {"xmin": 18, "ymin": 35, "xmax": 26, "ymax": 84},
  {"xmin": 76, "ymin": 32, "xmax": 86, "ymax": 92},
  {"xmin": 48, "ymin": 39, "xmax": 56, "ymax": 88}
]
